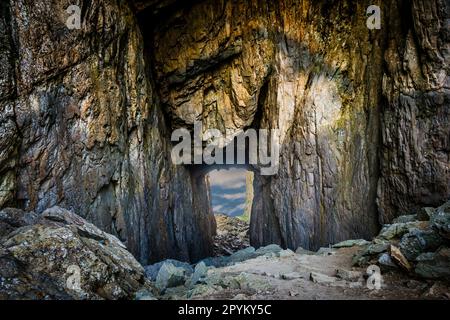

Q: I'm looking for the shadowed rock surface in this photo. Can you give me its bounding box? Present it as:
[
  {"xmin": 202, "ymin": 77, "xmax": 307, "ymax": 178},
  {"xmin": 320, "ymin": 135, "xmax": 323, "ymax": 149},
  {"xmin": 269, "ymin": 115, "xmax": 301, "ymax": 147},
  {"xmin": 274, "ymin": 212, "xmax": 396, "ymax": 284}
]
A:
[{"xmin": 0, "ymin": 0, "xmax": 215, "ymax": 264}]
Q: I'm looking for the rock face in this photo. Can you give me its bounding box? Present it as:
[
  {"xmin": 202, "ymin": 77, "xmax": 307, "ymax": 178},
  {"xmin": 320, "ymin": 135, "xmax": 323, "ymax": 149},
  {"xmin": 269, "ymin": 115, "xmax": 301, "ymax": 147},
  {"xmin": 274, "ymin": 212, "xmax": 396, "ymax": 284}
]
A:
[
  {"xmin": 0, "ymin": 0, "xmax": 214, "ymax": 264},
  {"xmin": 0, "ymin": 206, "xmax": 153, "ymax": 299},
  {"xmin": 377, "ymin": 0, "xmax": 450, "ymax": 223},
  {"xmin": 150, "ymin": 0, "xmax": 449, "ymax": 251},
  {"xmin": 0, "ymin": 0, "xmax": 449, "ymax": 264},
  {"xmin": 213, "ymin": 213, "xmax": 250, "ymax": 256}
]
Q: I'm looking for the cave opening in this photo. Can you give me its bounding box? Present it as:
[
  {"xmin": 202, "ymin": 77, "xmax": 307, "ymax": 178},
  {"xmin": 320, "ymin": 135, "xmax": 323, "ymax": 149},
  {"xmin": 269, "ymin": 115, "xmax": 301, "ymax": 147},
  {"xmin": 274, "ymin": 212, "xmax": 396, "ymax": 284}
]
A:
[
  {"xmin": 207, "ymin": 167, "xmax": 254, "ymax": 256},
  {"xmin": 185, "ymin": 126, "xmax": 275, "ymax": 259},
  {"xmin": 135, "ymin": 4, "xmax": 278, "ymax": 262}
]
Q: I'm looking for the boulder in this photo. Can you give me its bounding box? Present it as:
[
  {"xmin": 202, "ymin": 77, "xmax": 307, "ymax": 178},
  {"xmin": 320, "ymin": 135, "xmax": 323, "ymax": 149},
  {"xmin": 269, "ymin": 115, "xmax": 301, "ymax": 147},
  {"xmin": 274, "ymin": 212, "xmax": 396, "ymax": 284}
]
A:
[
  {"xmin": 199, "ymin": 256, "xmax": 230, "ymax": 268},
  {"xmin": 352, "ymin": 240, "xmax": 390, "ymax": 267},
  {"xmin": 254, "ymin": 244, "xmax": 283, "ymax": 256},
  {"xmin": 155, "ymin": 263, "xmax": 186, "ymax": 292},
  {"xmin": 0, "ymin": 207, "xmax": 152, "ymax": 300},
  {"xmin": 415, "ymin": 248, "xmax": 450, "ymax": 280},
  {"xmin": 310, "ymin": 272, "xmax": 337, "ymax": 285},
  {"xmin": 378, "ymin": 253, "xmax": 399, "ymax": 271},
  {"xmin": 390, "ymin": 245, "xmax": 412, "ymax": 272},
  {"xmin": 430, "ymin": 204, "xmax": 450, "ymax": 240},
  {"xmin": 229, "ymin": 247, "xmax": 256, "ymax": 263},
  {"xmin": 363, "ymin": 240, "xmax": 391, "ymax": 256},
  {"xmin": 145, "ymin": 259, "xmax": 193, "ymax": 281},
  {"xmin": 190, "ymin": 262, "xmax": 208, "ymax": 285},
  {"xmin": 378, "ymin": 221, "xmax": 428, "ymax": 240},
  {"xmin": 399, "ymin": 228, "xmax": 443, "ymax": 261}
]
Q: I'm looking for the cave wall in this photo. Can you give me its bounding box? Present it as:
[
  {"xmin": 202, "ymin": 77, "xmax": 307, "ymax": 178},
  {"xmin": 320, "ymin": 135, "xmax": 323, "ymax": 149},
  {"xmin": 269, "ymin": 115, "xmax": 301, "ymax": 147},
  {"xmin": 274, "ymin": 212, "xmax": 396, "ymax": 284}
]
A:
[
  {"xmin": 250, "ymin": 0, "xmax": 384, "ymax": 250},
  {"xmin": 378, "ymin": 0, "xmax": 450, "ymax": 223},
  {"xmin": 151, "ymin": 0, "xmax": 449, "ymax": 251},
  {"xmin": 151, "ymin": 0, "xmax": 384, "ymax": 250}
]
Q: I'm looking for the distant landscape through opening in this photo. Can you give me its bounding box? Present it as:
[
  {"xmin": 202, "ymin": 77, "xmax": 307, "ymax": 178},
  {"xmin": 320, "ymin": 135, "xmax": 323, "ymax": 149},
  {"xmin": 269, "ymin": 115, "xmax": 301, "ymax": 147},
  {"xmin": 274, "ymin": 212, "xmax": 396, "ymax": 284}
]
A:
[{"xmin": 207, "ymin": 168, "xmax": 254, "ymax": 256}]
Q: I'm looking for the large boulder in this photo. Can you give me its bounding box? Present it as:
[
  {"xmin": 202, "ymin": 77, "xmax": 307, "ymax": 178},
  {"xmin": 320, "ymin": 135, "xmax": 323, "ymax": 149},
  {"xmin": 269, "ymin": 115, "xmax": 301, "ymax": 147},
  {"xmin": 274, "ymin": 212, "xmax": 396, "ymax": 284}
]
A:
[{"xmin": 0, "ymin": 207, "xmax": 153, "ymax": 300}]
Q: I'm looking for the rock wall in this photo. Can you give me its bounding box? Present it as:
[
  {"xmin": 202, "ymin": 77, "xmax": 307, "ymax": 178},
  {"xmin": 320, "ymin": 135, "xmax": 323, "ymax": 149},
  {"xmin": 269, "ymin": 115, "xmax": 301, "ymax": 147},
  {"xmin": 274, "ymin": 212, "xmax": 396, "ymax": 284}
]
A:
[
  {"xmin": 0, "ymin": 0, "xmax": 214, "ymax": 264},
  {"xmin": 251, "ymin": 0, "xmax": 384, "ymax": 250},
  {"xmin": 377, "ymin": 0, "xmax": 450, "ymax": 223},
  {"xmin": 150, "ymin": 0, "xmax": 449, "ymax": 251},
  {"xmin": 151, "ymin": 0, "xmax": 383, "ymax": 250}
]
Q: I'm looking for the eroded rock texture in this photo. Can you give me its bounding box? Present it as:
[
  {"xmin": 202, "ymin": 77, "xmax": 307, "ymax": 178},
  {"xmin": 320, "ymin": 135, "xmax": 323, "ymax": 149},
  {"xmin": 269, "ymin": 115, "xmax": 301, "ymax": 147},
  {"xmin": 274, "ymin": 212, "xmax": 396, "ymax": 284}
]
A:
[
  {"xmin": 0, "ymin": 0, "xmax": 448, "ymax": 263},
  {"xmin": 0, "ymin": 0, "xmax": 214, "ymax": 264},
  {"xmin": 378, "ymin": 0, "xmax": 450, "ymax": 223},
  {"xmin": 151, "ymin": 0, "xmax": 383, "ymax": 250}
]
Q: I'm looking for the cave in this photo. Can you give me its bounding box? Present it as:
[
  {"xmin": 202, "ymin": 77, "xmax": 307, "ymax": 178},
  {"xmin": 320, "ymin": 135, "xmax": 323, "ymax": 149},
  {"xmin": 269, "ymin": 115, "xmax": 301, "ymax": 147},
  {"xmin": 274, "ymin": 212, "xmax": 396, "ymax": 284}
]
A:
[
  {"xmin": 134, "ymin": 0, "xmax": 385, "ymax": 260},
  {"xmin": 0, "ymin": 0, "xmax": 449, "ymax": 301}
]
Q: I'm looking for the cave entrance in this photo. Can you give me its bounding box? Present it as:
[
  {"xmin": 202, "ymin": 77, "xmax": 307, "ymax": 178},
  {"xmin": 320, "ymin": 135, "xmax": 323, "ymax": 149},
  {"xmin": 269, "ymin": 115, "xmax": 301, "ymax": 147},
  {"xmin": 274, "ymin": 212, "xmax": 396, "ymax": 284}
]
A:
[
  {"xmin": 207, "ymin": 167, "xmax": 254, "ymax": 256},
  {"xmin": 183, "ymin": 123, "xmax": 280, "ymax": 258}
]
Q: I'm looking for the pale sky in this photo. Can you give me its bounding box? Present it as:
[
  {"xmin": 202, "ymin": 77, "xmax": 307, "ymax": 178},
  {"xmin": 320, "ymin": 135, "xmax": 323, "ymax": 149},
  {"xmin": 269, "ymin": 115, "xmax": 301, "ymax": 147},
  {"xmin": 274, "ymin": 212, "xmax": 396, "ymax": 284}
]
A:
[{"xmin": 208, "ymin": 168, "xmax": 247, "ymax": 216}]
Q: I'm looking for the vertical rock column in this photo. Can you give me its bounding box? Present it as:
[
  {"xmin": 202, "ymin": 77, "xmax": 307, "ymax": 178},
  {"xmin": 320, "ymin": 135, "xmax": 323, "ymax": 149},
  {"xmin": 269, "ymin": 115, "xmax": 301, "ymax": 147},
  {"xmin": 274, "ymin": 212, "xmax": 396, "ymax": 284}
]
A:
[
  {"xmin": 378, "ymin": 0, "xmax": 450, "ymax": 222},
  {"xmin": 251, "ymin": 0, "xmax": 383, "ymax": 250},
  {"xmin": 0, "ymin": 0, "xmax": 18, "ymax": 209}
]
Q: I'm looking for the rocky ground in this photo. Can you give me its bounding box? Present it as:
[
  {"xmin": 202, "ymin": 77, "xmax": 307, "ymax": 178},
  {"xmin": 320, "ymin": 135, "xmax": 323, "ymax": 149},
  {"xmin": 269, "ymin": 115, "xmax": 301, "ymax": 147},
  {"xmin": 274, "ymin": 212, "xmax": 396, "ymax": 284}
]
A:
[
  {"xmin": 213, "ymin": 214, "xmax": 250, "ymax": 256},
  {"xmin": 146, "ymin": 201, "xmax": 450, "ymax": 300},
  {"xmin": 1, "ymin": 201, "xmax": 449, "ymax": 300},
  {"xmin": 147, "ymin": 245, "xmax": 449, "ymax": 300}
]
